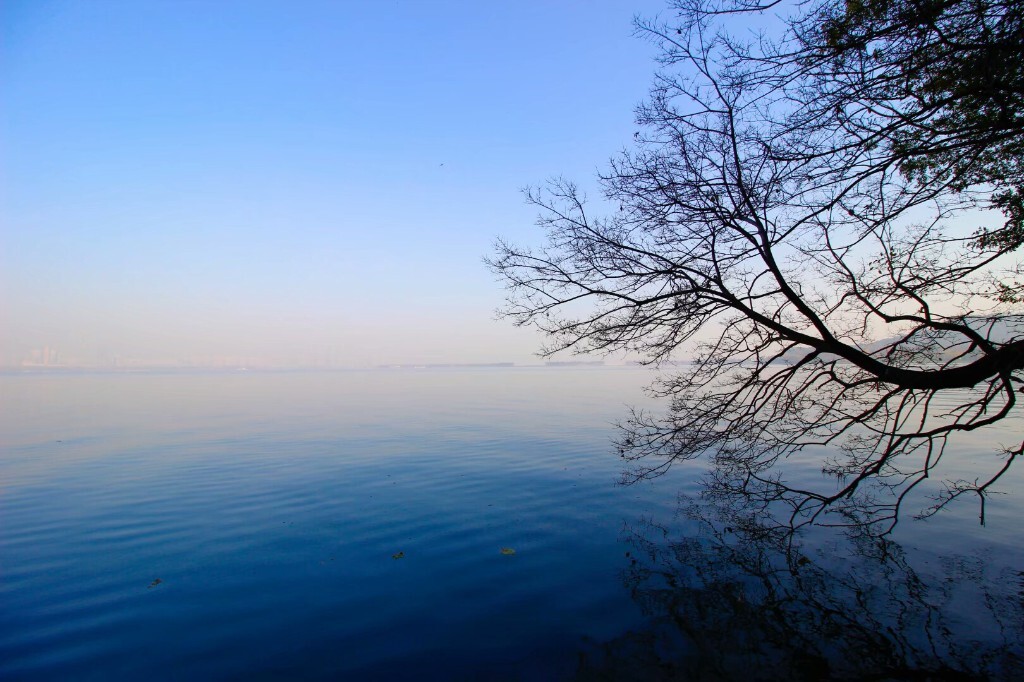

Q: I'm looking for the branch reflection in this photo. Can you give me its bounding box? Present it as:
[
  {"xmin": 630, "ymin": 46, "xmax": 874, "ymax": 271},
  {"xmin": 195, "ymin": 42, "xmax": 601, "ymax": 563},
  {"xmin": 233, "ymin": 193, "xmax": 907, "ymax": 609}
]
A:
[{"xmin": 577, "ymin": 498, "xmax": 1024, "ymax": 680}]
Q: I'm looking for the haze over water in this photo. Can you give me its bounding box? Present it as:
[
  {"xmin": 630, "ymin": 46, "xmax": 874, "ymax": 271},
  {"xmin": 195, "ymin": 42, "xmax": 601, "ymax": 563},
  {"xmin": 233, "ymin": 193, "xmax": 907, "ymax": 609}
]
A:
[{"xmin": 1, "ymin": 1, "xmax": 666, "ymax": 370}]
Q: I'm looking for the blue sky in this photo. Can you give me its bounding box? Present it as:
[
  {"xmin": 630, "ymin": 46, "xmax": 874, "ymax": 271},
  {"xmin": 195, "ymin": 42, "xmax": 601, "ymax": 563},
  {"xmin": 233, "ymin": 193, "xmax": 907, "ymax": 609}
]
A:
[{"xmin": 2, "ymin": 0, "xmax": 667, "ymax": 367}]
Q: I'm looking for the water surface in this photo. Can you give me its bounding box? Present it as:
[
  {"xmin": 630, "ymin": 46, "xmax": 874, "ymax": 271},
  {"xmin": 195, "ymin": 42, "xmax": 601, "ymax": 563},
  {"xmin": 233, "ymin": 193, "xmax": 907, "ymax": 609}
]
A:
[
  {"xmin": 1, "ymin": 368, "xmax": 1021, "ymax": 679},
  {"xmin": 2, "ymin": 368, "xmax": 677, "ymax": 679}
]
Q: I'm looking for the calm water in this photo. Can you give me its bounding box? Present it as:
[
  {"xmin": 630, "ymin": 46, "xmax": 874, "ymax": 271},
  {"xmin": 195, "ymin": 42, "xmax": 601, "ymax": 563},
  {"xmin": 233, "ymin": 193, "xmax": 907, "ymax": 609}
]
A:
[{"xmin": 1, "ymin": 368, "xmax": 1021, "ymax": 680}]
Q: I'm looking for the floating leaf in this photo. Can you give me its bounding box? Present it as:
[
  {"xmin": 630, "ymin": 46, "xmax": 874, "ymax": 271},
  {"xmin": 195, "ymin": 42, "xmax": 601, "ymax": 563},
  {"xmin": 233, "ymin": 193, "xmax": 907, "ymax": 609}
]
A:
[
  {"xmin": 500, "ymin": 547, "xmax": 516, "ymax": 555},
  {"xmin": 392, "ymin": 551, "xmax": 405, "ymax": 560},
  {"xmin": 148, "ymin": 578, "xmax": 163, "ymax": 589}
]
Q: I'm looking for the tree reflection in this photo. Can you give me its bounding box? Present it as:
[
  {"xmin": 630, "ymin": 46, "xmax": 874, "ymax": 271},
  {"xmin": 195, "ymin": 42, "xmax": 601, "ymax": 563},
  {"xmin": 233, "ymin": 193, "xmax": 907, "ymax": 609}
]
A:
[{"xmin": 576, "ymin": 499, "xmax": 1023, "ymax": 681}]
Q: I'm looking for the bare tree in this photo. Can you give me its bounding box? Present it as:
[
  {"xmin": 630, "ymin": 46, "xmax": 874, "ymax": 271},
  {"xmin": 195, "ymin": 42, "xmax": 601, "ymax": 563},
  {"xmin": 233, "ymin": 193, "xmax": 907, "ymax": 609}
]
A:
[{"xmin": 489, "ymin": 0, "xmax": 1024, "ymax": 533}]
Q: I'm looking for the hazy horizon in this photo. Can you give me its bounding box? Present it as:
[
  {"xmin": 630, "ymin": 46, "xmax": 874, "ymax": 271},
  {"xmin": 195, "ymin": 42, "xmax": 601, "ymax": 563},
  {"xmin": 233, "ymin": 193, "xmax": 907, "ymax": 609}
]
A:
[{"xmin": 2, "ymin": 0, "xmax": 669, "ymax": 369}]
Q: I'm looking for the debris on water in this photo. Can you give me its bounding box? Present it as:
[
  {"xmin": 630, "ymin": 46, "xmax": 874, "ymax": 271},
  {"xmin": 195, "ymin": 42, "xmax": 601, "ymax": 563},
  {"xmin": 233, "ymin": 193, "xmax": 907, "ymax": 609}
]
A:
[
  {"xmin": 392, "ymin": 551, "xmax": 405, "ymax": 560},
  {"xmin": 500, "ymin": 547, "xmax": 516, "ymax": 555},
  {"xmin": 148, "ymin": 578, "xmax": 163, "ymax": 589}
]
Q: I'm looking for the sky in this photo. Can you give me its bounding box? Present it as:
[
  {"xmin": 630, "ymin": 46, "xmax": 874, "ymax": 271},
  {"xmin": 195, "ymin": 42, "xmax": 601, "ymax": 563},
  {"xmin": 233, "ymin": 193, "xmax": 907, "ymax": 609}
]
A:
[{"xmin": 1, "ymin": 0, "xmax": 668, "ymax": 368}]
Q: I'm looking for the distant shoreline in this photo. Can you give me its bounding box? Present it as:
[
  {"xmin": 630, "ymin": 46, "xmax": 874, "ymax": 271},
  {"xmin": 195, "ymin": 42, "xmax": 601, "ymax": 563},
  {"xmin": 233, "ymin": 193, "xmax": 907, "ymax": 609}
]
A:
[{"xmin": 0, "ymin": 362, "xmax": 679, "ymax": 374}]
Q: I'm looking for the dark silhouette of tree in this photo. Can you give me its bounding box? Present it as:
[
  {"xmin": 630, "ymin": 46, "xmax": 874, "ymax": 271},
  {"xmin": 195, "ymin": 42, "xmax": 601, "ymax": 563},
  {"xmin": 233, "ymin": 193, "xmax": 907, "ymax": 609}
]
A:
[{"xmin": 489, "ymin": 0, "xmax": 1024, "ymax": 532}]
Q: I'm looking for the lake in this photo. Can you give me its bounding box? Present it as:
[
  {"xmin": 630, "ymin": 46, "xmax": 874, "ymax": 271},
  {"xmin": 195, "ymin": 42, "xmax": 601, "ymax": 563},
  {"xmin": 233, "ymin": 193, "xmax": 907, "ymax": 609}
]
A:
[{"xmin": 1, "ymin": 368, "xmax": 1021, "ymax": 680}]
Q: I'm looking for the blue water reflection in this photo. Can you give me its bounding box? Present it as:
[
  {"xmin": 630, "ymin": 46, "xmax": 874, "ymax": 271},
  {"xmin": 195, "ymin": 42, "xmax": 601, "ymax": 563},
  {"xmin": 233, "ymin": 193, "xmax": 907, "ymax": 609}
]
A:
[{"xmin": 1, "ymin": 368, "xmax": 1020, "ymax": 679}]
